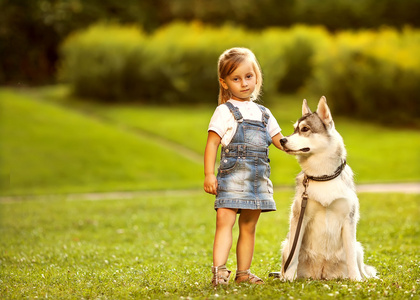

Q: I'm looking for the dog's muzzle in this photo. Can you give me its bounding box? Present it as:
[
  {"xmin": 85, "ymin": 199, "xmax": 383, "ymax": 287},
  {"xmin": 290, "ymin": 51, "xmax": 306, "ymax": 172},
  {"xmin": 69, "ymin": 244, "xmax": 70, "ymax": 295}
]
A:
[{"xmin": 280, "ymin": 138, "xmax": 310, "ymax": 153}]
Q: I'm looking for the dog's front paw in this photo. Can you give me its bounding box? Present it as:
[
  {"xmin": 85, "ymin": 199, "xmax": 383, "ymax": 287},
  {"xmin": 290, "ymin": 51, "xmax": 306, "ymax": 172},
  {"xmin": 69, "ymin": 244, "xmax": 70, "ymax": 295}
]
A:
[
  {"xmin": 269, "ymin": 272, "xmax": 287, "ymax": 282},
  {"xmin": 349, "ymin": 274, "xmax": 363, "ymax": 281},
  {"xmin": 283, "ymin": 269, "xmax": 297, "ymax": 282}
]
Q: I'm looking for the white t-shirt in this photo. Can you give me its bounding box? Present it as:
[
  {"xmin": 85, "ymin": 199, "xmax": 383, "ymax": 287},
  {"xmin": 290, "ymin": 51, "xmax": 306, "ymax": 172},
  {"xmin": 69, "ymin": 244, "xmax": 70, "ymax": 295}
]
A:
[{"xmin": 208, "ymin": 99, "xmax": 281, "ymax": 146}]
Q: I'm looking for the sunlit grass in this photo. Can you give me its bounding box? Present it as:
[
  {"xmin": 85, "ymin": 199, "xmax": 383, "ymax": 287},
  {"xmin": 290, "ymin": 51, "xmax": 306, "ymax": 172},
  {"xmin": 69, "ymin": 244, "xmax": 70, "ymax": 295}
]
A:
[
  {"xmin": 0, "ymin": 88, "xmax": 202, "ymax": 196},
  {"xmin": 1, "ymin": 192, "xmax": 418, "ymax": 299},
  {"xmin": 40, "ymin": 87, "xmax": 420, "ymax": 184},
  {"xmin": 1, "ymin": 86, "xmax": 419, "ymax": 197}
]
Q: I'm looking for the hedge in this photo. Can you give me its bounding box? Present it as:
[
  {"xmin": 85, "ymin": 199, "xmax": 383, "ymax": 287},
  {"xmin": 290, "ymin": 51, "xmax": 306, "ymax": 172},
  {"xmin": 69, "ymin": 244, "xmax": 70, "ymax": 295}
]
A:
[
  {"xmin": 308, "ymin": 27, "xmax": 420, "ymax": 124},
  {"xmin": 4, "ymin": 0, "xmax": 420, "ymax": 85},
  {"xmin": 59, "ymin": 22, "xmax": 420, "ymax": 123},
  {"xmin": 59, "ymin": 24, "xmax": 147, "ymax": 101}
]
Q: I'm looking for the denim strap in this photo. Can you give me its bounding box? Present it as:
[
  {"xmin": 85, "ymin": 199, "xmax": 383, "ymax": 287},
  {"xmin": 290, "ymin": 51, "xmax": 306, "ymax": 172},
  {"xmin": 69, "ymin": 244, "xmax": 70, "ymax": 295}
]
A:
[
  {"xmin": 257, "ymin": 105, "xmax": 270, "ymax": 126},
  {"xmin": 224, "ymin": 102, "xmax": 243, "ymax": 122}
]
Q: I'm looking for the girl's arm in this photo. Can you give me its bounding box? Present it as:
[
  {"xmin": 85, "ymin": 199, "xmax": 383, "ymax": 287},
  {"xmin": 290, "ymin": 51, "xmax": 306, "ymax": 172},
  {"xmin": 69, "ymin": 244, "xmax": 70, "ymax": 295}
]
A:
[
  {"xmin": 271, "ymin": 132, "xmax": 285, "ymax": 151},
  {"xmin": 204, "ymin": 131, "xmax": 221, "ymax": 195}
]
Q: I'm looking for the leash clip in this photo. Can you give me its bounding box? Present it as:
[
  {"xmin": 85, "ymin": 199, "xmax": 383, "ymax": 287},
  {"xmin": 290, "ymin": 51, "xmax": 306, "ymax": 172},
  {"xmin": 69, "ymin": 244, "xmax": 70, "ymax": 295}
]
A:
[
  {"xmin": 303, "ymin": 175, "xmax": 309, "ymax": 188},
  {"xmin": 301, "ymin": 175, "xmax": 309, "ymax": 208}
]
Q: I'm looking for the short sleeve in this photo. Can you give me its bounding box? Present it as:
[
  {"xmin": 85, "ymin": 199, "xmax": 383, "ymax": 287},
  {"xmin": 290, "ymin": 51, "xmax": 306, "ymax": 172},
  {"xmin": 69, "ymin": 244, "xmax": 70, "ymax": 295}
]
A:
[
  {"xmin": 208, "ymin": 104, "xmax": 237, "ymax": 146},
  {"xmin": 208, "ymin": 105, "xmax": 228, "ymax": 138},
  {"xmin": 265, "ymin": 107, "xmax": 281, "ymax": 137}
]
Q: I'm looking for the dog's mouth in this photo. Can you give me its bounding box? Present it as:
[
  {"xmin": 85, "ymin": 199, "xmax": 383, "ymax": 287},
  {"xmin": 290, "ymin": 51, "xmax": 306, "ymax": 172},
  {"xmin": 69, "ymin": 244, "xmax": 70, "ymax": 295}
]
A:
[{"xmin": 284, "ymin": 147, "xmax": 310, "ymax": 154}]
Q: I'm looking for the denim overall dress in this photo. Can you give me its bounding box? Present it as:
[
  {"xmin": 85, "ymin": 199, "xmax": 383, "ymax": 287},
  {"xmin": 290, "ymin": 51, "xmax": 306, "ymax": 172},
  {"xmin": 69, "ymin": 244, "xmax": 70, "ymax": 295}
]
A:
[{"xmin": 215, "ymin": 102, "xmax": 276, "ymax": 213}]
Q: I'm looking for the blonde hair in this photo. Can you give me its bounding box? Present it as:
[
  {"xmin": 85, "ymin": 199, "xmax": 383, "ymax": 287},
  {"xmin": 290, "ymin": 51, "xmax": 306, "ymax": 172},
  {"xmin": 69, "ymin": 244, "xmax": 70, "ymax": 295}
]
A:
[{"xmin": 217, "ymin": 47, "xmax": 263, "ymax": 105}]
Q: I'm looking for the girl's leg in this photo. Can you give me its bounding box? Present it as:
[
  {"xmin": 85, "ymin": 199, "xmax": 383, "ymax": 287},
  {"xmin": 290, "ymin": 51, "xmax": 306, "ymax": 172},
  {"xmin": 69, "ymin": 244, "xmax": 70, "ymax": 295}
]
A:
[
  {"xmin": 213, "ymin": 208, "xmax": 237, "ymax": 267},
  {"xmin": 236, "ymin": 209, "xmax": 261, "ymax": 271}
]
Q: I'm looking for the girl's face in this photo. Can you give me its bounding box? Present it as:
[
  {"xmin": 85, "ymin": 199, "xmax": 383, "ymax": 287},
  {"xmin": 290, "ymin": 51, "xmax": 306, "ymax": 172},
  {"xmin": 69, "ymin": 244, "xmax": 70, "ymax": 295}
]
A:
[{"xmin": 220, "ymin": 59, "xmax": 257, "ymax": 101}]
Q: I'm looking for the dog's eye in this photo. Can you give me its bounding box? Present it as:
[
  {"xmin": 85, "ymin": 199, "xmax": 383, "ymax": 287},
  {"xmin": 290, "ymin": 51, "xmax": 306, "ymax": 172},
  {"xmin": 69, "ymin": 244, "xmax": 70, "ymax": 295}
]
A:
[{"xmin": 301, "ymin": 126, "xmax": 310, "ymax": 132}]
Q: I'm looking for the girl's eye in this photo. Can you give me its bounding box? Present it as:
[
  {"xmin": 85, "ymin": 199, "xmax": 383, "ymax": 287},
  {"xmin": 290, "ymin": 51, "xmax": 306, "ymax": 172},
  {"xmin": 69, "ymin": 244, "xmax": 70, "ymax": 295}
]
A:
[
  {"xmin": 301, "ymin": 126, "xmax": 310, "ymax": 132},
  {"xmin": 247, "ymin": 74, "xmax": 253, "ymax": 79}
]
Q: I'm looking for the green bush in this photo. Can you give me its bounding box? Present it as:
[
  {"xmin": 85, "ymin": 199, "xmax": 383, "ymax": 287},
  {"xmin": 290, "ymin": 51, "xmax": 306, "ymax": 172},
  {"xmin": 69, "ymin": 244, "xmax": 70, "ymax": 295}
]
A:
[
  {"xmin": 133, "ymin": 22, "xmax": 225, "ymax": 103},
  {"xmin": 4, "ymin": 0, "xmax": 420, "ymax": 85},
  {"xmin": 60, "ymin": 22, "xmax": 250, "ymax": 103},
  {"xmin": 129, "ymin": 22, "xmax": 261, "ymax": 103},
  {"xmin": 254, "ymin": 26, "xmax": 329, "ymax": 96},
  {"xmin": 59, "ymin": 22, "xmax": 420, "ymax": 124},
  {"xmin": 59, "ymin": 23, "xmax": 147, "ymax": 101},
  {"xmin": 308, "ymin": 27, "xmax": 420, "ymax": 123},
  {"xmin": 59, "ymin": 22, "xmax": 321, "ymax": 104}
]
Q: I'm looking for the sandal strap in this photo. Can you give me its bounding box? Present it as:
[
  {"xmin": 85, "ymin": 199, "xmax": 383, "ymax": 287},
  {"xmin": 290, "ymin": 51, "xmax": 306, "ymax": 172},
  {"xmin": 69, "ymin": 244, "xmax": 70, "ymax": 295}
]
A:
[
  {"xmin": 235, "ymin": 269, "xmax": 263, "ymax": 284},
  {"xmin": 212, "ymin": 264, "xmax": 231, "ymax": 286},
  {"xmin": 235, "ymin": 269, "xmax": 251, "ymax": 278}
]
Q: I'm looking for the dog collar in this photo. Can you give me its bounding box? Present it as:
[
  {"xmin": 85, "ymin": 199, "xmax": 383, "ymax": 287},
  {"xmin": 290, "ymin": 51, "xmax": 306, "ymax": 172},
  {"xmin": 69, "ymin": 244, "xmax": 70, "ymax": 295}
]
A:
[{"xmin": 306, "ymin": 160, "xmax": 347, "ymax": 182}]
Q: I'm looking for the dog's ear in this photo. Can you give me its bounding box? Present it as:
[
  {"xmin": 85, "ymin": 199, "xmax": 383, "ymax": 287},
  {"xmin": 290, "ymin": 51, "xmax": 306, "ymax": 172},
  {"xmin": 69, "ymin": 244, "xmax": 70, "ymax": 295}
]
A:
[
  {"xmin": 316, "ymin": 96, "xmax": 334, "ymax": 128},
  {"xmin": 302, "ymin": 99, "xmax": 312, "ymax": 116}
]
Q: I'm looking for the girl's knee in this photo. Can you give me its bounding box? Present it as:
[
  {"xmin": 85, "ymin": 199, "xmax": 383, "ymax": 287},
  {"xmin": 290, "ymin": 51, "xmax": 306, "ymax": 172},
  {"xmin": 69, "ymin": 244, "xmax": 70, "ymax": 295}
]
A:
[
  {"xmin": 239, "ymin": 210, "xmax": 260, "ymax": 223},
  {"xmin": 216, "ymin": 208, "xmax": 237, "ymax": 228},
  {"xmin": 239, "ymin": 222, "xmax": 257, "ymax": 236},
  {"xmin": 238, "ymin": 210, "xmax": 260, "ymax": 232}
]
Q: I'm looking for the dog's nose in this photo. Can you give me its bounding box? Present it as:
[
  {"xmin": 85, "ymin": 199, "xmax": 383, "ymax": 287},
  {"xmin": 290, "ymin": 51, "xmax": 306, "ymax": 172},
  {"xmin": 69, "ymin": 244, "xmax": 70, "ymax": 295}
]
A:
[{"xmin": 280, "ymin": 138, "xmax": 287, "ymax": 146}]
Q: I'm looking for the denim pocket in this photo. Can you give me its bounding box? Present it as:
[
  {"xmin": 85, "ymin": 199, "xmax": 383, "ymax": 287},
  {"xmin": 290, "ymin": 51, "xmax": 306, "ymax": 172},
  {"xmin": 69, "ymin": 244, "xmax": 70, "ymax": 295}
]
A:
[
  {"xmin": 217, "ymin": 157, "xmax": 244, "ymax": 192},
  {"xmin": 260, "ymin": 158, "xmax": 273, "ymax": 194},
  {"xmin": 219, "ymin": 156, "xmax": 240, "ymax": 173}
]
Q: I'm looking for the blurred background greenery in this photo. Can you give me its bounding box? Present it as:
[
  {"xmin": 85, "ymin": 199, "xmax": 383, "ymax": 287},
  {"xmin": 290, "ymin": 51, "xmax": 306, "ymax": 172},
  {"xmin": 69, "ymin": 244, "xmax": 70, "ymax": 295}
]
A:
[
  {"xmin": 1, "ymin": 0, "xmax": 420, "ymax": 196},
  {"xmin": 1, "ymin": 0, "xmax": 420, "ymax": 123}
]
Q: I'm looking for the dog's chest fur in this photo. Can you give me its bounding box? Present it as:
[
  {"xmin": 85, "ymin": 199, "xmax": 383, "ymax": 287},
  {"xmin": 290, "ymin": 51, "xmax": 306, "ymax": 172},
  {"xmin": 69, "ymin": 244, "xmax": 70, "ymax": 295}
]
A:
[{"xmin": 293, "ymin": 170, "xmax": 360, "ymax": 256}]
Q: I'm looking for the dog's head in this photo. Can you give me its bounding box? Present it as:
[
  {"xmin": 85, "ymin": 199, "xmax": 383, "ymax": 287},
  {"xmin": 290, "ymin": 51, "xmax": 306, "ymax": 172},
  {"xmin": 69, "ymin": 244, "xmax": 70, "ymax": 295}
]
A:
[{"xmin": 281, "ymin": 96, "xmax": 343, "ymax": 158}]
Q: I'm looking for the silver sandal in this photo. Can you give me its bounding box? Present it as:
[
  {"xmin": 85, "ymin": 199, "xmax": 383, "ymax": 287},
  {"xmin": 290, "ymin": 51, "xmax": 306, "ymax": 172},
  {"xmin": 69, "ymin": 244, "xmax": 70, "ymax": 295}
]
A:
[{"xmin": 211, "ymin": 264, "xmax": 232, "ymax": 287}]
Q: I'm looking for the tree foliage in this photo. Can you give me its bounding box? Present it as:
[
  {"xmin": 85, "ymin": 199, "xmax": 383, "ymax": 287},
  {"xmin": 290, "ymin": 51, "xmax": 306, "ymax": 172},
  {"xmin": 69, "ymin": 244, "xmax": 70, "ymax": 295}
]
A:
[{"xmin": 1, "ymin": 0, "xmax": 420, "ymax": 84}]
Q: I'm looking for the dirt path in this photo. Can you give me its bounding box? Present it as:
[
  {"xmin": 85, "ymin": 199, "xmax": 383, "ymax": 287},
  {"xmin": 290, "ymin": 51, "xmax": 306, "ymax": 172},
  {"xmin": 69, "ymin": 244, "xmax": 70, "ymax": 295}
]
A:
[
  {"xmin": 1, "ymin": 183, "xmax": 419, "ymax": 202},
  {"xmin": 356, "ymin": 182, "xmax": 420, "ymax": 194}
]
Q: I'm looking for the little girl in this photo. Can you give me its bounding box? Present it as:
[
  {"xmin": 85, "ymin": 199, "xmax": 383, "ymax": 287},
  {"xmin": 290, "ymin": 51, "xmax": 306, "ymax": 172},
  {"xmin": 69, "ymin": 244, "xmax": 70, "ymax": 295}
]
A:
[{"xmin": 204, "ymin": 47, "xmax": 284, "ymax": 286}]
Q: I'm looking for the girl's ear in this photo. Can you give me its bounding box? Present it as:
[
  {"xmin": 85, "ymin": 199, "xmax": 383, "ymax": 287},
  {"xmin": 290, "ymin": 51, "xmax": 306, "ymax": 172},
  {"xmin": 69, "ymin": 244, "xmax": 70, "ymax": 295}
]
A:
[{"xmin": 219, "ymin": 78, "xmax": 228, "ymax": 90}]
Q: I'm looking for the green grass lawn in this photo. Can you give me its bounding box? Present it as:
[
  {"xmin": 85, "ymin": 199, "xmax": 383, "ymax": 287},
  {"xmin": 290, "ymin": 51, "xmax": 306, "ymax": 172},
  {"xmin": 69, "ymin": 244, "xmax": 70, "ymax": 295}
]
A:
[
  {"xmin": 1, "ymin": 86, "xmax": 419, "ymax": 298},
  {"xmin": 1, "ymin": 191, "xmax": 418, "ymax": 299},
  {"xmin": 83, "ymin": 95, "xmax": 420, "ymax": 184},
  {"xmin": 0, "ymin": 88, "xmax": 202, "ymax": 195}
]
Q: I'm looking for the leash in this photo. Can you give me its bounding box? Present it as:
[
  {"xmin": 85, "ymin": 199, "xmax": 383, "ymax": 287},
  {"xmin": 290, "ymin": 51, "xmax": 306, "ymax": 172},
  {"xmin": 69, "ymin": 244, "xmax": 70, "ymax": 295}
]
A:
[
  {"xmin": 283, "ymin": 175, "xmax": 309, "ymax": 272},
  {"xmin": 282, "ymin": 159, "xmax": 347, "ymax": 273}
]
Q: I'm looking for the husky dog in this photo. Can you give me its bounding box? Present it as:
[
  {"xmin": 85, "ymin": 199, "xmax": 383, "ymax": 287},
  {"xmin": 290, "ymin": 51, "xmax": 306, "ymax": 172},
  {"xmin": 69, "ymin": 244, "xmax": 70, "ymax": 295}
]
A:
[{"xmin": 275, "ymin": 96, "xmax": 377, "ymax": 281}]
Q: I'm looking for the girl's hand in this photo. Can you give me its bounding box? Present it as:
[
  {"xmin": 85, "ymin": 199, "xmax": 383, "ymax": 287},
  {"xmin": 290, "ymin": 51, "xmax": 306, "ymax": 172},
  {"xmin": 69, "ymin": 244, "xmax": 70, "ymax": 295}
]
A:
[
  {"xmin": 204, "ymin": 131, "xmax": 221, "ymax": 195},
  {"xmin": 204, "ymin": 174, "xmax": 218, "ymax": 195},
  {"xmin": 272, "ymin": 133, "xmax": 285, "ymax": 151}
]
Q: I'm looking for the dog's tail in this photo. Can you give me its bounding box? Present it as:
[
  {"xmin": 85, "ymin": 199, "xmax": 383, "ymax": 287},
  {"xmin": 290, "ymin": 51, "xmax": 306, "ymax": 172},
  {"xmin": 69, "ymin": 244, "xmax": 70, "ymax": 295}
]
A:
[
  {"xmin": 363, "ymin": 265, "xmax": 378, "ymax": 279},
  {"xmin": 357, "ymin": 242, "xmax": 379, "ymax": 279}
]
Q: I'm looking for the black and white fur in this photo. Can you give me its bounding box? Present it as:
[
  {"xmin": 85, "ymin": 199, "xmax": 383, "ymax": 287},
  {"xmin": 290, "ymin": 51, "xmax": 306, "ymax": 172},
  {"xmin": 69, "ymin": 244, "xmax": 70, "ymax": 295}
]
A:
[{"xmin": 279, "ymin": 96, "xmax": 377, "ymax": 281}]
